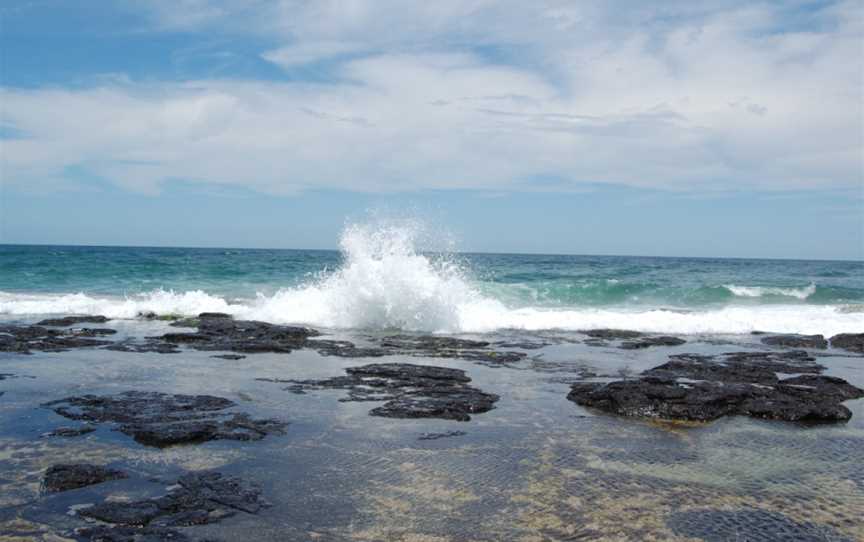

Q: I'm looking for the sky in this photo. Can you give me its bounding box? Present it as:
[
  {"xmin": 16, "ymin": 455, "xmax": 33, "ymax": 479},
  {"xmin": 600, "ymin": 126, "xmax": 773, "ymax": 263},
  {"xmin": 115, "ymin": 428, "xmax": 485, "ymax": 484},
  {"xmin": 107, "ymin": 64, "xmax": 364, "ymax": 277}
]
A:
[{"xmin": 0, "ymin": 0, "xmax": 862, "ymax": 260}]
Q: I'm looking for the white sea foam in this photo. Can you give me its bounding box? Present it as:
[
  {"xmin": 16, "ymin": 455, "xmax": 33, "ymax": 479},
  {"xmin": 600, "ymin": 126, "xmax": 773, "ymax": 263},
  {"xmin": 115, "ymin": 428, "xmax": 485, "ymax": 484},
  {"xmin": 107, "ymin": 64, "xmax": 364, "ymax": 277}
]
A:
[
  {"xmin": 1, "ymin": 223, "xmax": 861, "ymax": 336},
  {"xmin": 723, "ymin": 283, "xmax": 816, "ymax": 300}
]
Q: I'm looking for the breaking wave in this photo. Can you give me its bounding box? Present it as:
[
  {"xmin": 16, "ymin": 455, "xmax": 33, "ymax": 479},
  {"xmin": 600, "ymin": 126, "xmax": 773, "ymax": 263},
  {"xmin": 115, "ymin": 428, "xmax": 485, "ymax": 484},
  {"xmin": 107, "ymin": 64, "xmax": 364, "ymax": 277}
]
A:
[
  {"xmin": 1, "ymin": 221, "xmax": 862, "ymax": 336},
  {"xmin": 723, "ymin": 283, "xmax": 816, "ymax": 300}
]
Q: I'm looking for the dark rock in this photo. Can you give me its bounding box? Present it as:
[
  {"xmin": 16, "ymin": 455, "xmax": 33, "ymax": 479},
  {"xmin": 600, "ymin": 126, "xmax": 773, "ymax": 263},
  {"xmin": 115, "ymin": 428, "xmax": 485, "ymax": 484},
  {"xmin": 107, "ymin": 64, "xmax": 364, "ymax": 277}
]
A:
[
  {"xmin": 197, "ymin": 312, "xmax": 232, "ymax": 319},
  {"xmin": 44, "ymin": 391, "xmax": 286, "ymax": 447},
  {"xmin": 147, "ymin": 317, "xmax": 524, "ymax": 365},
  {"xmin": 261, "ymin": 362, "xmax": 499, "ymax": 421},
  {"xmin": 492, "ymin": 340, "xmax": 549, "ymax": 350},
  {"xmin": 761, "ymin": 334, "xmax": 828, "ymax": 349},
  {"xmin": 158, "ymin": 317, "xmax": 319, "ymax": 354},
  {"xmin": 37, "ymin": 315, "xmax": 109, "ymax": 327},
  {"xmin": 830, "ymin": 333, "xmax": 864, "ymax": 354},
  {"xmin": 582, "ymin": 329, "xmax": 644, "ymax": 340},
  {"xmin": 211, "ymin": 354, "xmax": 246, "ymax": 360},
  {"xmin": 378, "ymin": 335, "xmax": 491, "ymax": 350},
  {"xmin": 0, "ymin": 324, "xmax": 115, "ymax": 354},
  {"xmin": 78, "ymin": 471, "xmax": 265, "ymax": 529},
  {"xmin": 347, "ymin": 363, "xmax": 471, "ymax": 383},
  {"xmin": 47, "ymin": 425, "xmax": 96, "ymax": 437},
  {"xmin": 620, "ymin": 336, "xmax": 686, "ymax": 349},
  {"xmin": 418, "ymin": 430, "xmax": 467, "ymax": 441},
  {"xmin": 42, "ymin": 463, "xmax": 127, "ymax": 493},
  {"xmin": 567, "ymin": 351, "xmax": 862, "ymax": 424},
  {"xmin": 644, "ymin": 351, "xmax": 823, "ymax": 386}
]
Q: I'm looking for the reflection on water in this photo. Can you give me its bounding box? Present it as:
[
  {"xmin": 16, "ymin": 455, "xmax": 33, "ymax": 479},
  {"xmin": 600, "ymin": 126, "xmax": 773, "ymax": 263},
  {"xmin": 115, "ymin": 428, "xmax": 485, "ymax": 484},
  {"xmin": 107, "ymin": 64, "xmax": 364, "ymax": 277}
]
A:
[{"xmin": 0, "ymin": 327, "xmax": 862, "ymax": 541}]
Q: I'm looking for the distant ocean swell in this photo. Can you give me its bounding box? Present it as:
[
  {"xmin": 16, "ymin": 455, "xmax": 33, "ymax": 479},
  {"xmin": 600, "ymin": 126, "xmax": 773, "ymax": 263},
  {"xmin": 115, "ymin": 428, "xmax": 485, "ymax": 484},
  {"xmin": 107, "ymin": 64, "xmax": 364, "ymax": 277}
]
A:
[{"xmin": 0, "ymin": 222, "xmax": 862, "ymax": 336}]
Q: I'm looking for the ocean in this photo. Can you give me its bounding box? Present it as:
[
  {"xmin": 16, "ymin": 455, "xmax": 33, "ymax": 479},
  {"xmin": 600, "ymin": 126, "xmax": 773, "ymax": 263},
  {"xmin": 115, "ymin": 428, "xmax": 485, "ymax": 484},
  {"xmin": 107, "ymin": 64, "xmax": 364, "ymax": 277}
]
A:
[{"xmin": 1, "ymin": 221, "xmax": 862, "ymax": 335}]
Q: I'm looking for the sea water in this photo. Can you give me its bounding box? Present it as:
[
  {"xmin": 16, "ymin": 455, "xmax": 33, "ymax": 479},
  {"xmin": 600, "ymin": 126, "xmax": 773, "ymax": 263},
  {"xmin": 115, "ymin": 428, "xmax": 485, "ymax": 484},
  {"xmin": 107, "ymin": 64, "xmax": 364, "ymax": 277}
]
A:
[{"xmin": 2, "ymin": 220, "xmax": 862, "ymax": 335}]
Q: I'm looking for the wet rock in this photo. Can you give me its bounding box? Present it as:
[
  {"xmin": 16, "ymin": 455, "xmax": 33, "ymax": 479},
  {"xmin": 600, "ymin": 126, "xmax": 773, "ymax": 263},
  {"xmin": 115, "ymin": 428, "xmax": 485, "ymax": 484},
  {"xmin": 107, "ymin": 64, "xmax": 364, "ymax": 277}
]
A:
[
  {"xmin": 667, "ymin": 508, "xmax": 853, "ymax": 542},
  {"xmin": 492, "ymin": 340, "xmax": 549, "ymax": 350},
  {"xmin": 44, "ymin": 391, "xmax": 286, "ymax": 447},
  {"xmin": 418, "ymin": 430, "xmax": 467, "ymax": 441},
  {"xmin": 262, "ymin": 362, "xmax": 499, "ymax": 421},
  {"xmin": 197, "ymin": 312, "xmax": 232, "ymax": 319},
  {"xmin": 78, "ymin": 472, "xmax": 266, "ymax": 529},
  {"xmin": 42, "ymin": 464, "xmax": 127, "ymax": 493},
  {"xmin": 582, "ymin": 329, "xmax": 644, "ymax": 340},
  {"xmin": 378, "ymin": 335, "xmax": 491, "ymax": 350},
  {"xmin": 644, "ymin": 351, "xmax": 823, "ymax": 386},
  {"xmin": 36, "ymin": 315, "xmax": 109, "ymax": 327},
  {"xmin": 153, "ymin": 316, "xmax": 524, "ymax": 364},
  {"xmin": 568, "ymin": 351, "xmax": 863, "ymax": 423},
  {"xmin": 211, "ymin": 354, "xmax": 246, "ymax": 360},
  {"xmin": 46, "ymin": 425, "xmax": 96, "ymax": 437},
  {"xmin": 620, "ymin": 336, "xmax": 686, "ymax": 349},
  {"xmin": 830, "ymin": 333, "xmax": 864, "ymax": 354},
  {"xmin": 158, "ymin": 315, "xmax": 319, "ymax": 354},
  {"xmin": 761, "ymin": 334, "xmax": 828, "ymax": 349},
  {"xmin": 0, "ymin": 324, "xmax": 115, "ymax": 354}
]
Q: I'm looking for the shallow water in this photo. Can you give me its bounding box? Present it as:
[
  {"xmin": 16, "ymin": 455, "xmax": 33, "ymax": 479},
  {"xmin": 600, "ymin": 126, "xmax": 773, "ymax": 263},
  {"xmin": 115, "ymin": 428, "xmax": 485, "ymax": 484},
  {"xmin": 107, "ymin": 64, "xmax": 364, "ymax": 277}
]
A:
[{"xmin": 1, "ymin": 322, "xmax": 862, "ymax": 541}]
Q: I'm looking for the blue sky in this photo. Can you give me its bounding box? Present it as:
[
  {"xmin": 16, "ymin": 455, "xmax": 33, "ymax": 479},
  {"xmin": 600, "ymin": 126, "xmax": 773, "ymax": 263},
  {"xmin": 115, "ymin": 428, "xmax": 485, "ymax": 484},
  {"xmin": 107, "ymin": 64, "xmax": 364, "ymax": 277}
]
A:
[{"xmin": 1, "ymin": 0, "xmax": 862, "ymax": 259}]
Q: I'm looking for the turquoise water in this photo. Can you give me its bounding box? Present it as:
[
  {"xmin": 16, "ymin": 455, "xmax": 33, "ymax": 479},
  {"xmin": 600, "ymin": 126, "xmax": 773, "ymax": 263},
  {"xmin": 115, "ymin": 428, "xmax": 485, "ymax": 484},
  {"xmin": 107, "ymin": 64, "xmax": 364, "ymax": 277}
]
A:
[
  {"xmin": 2, "ymin": 244, "xmax": 861, "ymax": 304},
  {"xmin": 1, "ymin": 232, "xmax": 863, "ymax": 335}
]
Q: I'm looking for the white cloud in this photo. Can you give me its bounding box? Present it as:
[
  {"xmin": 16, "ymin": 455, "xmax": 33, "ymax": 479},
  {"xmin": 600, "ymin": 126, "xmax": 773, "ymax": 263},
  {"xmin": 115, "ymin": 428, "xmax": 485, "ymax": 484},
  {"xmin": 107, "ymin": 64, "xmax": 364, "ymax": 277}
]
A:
[{"xmin": 1, "ymin": 1, "xmax": 861, "ymax": 195}]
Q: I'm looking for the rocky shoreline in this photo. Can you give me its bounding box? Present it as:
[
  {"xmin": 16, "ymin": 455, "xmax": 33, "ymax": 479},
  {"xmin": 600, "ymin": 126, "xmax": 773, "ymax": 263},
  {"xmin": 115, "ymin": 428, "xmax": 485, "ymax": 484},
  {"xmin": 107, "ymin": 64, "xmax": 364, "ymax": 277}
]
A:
[{"xmin": 1, "ymin": 313, "xmax": 863, "ymax": 540}]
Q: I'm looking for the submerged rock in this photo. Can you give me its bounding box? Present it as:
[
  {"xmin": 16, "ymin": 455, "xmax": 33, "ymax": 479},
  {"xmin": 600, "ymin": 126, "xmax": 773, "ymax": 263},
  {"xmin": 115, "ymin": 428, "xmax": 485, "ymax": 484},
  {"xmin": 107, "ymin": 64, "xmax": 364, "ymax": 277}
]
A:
[
  {"xmin": 42, "ymin": 464, "xmax": 127, "ymax": 493},
  {"xmin": 667, "ymin": 508, "xmax": 853, "ymax": 542},
  {"xmin": 211, "ymin": 354, "xmax": 246, "ymax": 360},
  {"xmin": 368, "ymin": 334, "xmax": 528, "ymax": 365},
  {"xmin": 74, "ymin": 525, "xmax": 193, "ymax": 542},
  {"xmin": 567, "ymin": 350, "xmax": 863, "ymax": 423},
  {"xmin": 582, "ymin": 329, "xmax": 644, "ymax": 340},
  {"xmin": 761, "ymin": 334, "xmax": 828, "ymax": 349},
  {"xmin": 620, "ymin": 336, "xmax": 687, "ymax": 349},
  {"xmin": 830, "ymin": 333, "xmax": 864, "ymax": 354},
  {"xmin": 106, "ymin": 341, "xmax": 181, "ymax": 354},
  {"xmin": 44, "ymin": 391, "xmax": 286, "ymax": 447},
  {"xmin": 36, "ymin": 315, "xmax": 110, "ymax": 327},
  {"xmin": 46, "ymin": 425, "xmax": 96, "ymax": 437},
  {"xmin": 261, "ymin": 362, "xmax": 499, "ymax": 421},
  {"xmin": 418, "ymin": 430, "xmax": 467, "ymax": 441},
  {"xmin": 77, "ymin": 471, "xmax": 265, "ymax": 534}
]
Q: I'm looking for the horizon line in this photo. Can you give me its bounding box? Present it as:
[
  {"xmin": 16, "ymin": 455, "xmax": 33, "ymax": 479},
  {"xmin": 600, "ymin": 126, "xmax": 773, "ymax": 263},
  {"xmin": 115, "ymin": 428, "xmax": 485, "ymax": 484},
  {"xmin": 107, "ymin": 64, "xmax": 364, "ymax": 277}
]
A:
[{"xmin": 1, "ymin": 242, "xmax": 861, "ymax": 264}]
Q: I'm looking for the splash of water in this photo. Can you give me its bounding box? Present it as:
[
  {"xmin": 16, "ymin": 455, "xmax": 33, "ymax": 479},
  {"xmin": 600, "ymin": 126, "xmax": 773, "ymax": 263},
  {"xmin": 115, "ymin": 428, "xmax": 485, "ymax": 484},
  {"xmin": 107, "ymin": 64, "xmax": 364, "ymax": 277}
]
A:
[
  {"xmin": 2, "ymin": 221, "xmax": 863, "ymax": 336},
  {"xmin": 244, "ymin": 219, "xmax": 501, "ymax": 332}
]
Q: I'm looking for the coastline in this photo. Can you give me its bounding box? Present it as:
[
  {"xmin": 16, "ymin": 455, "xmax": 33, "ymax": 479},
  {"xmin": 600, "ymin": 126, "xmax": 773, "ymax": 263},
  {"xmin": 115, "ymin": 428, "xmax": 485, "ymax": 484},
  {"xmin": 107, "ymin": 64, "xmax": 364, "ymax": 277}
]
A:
[{"xmin": 1, "ymin": 313, "xmax": 862, "ymax": 540}]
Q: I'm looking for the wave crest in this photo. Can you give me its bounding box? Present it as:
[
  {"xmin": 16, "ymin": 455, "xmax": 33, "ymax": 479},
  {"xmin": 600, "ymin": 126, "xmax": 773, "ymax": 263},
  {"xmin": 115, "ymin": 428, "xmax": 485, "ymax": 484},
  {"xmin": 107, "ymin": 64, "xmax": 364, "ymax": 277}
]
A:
[{"xmin": 723, "ymin": 283, "xmax": 816, "ymax": 300}]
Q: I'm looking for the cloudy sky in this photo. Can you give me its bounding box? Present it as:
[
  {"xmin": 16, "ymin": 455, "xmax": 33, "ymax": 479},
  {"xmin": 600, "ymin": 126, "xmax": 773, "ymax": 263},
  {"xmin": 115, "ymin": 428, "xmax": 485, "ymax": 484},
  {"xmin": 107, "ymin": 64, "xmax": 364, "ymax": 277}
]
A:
[{"xmin": 1, "ymin": 0, "xmax": 862, "ymax": 259}]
